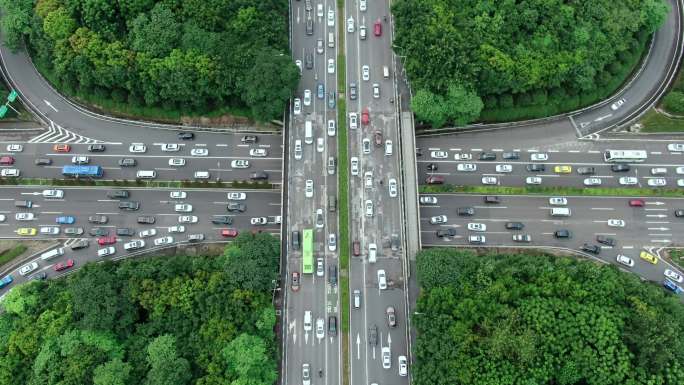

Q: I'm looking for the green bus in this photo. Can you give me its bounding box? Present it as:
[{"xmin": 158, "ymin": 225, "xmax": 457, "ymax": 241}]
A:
[{"xmin": 302, "ymin": 229, "xmax": 313, "ymax": 274}]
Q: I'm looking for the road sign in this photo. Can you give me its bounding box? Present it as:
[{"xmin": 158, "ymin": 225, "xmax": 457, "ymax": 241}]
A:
[
  {"xmin": 7, "ymin": 90, "xmax": 17, "ymax": 102},
  {"xmin": 0, "ymin": 105, "xmax": 7, "ymax": 118}
]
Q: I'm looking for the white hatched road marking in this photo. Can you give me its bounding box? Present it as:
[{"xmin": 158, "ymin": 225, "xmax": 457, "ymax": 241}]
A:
[{"xmin": 29, "ymin": 121, "xmax": 118, "ymax": 144}]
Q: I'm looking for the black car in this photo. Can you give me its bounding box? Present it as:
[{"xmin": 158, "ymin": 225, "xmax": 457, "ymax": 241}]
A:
[
  {"xmin": 137, "ymin": 216, "xmax": 156, "ymax": 224},
  {"xmin": 457, "ymin": 207, "xmax": 475, "ymax": 216},
  {"xmin": 29, "ymin": 272, "xmax": 48, "ymax": 281},
  {"xmin": 70, "ymin": 239, "xmax": 90, "ymax": 250},
  {"xmin": 291, "ymin": 231, "xmax": 300, "ymax": 250},
  {"xmin": 427, "ymin": 163, "xmax": 438, "ymax": 171},
  {"xmin": 596, "ymin": 235, "xmax": 616, "ymax": 246},
  {"xmin": 581, "ymin": 243, "xmax": 601, "ymax": 254},
  {"xmin": 64, "ymin": 227, "xmax": 84, "ymax": 236},
  {"xmin": 416, "ymin": 148, "xmax": 423, "ymax": 157},
  {"xmin": 328, "ymin": 315, "xmax": 337, "ymax": 337},
  {"xmin": 107, "ymin": 190, "xmax": 129, "ymax": 199},
  {"xmin": 505, "ymin": 222, "xmax": 524, "ymax": 230},
  {"xmin": 479, "ymin": 152, "xmax": 496, "ymax": 161},
  {"xmin": 576, "ymin": 167, "xmax": 595, "ymax": 175},
  {"xmin": 211, "ymin": 215, "xmax": 234, "ymax": 225},
  {"xmin": 484, "ymin": 196, "xmax": 500, "ymax": 204},
  {"xmin": 88, "ymin": 144, "xmax": 106, "ymax": 152},
  {"xmin": 328, "ymin": 265, "xmax": 337, "ymax": 286},
  {"xmin": 249, "ymin": 171, "xmax": 269, "ymax": 180},
  {"xmin": 368, "ymin": 324, "xmax": 378, "ymax": 346},
  {"xmin": 304, "ymin": 52, "xmax": 314, "ymax": 69},
  {"xmin": 611, "ymin": 163, "xmax": 631, "ymax": 172},
  {"xmin": 390, "ymin": 234, "xmax": 400, "ymax": 251},
  {"xmin": 526, "ymin": 164, "xmax": 545, "ymax": 172},
  {"xmin": 118, "ymin": 201, "xmax": 140, "ymax": 211},
  {"xmin": 436, "ymin": 228, "xmax": 457, "ymax": 237},
  {"xmin": 118, "ymin": 158, "xmax": 137, "ymax": 167},
  {"xmin": 241, "ymin": 135, "xmax": 258, "ymax": 144},
  {"xmin": 502, "ymin": 152, "xmax": 520, "ymax": 160},
  {"xmin": 88, "ymin": 215, "xmax": 108, "ymax": 224},
  {"xmin": 349, "ymin": 82, "xmax": 357, "ymax": 100},
  {"xmin": 177, "ymin": 132, "xmax": 194, "ymax": 140},
  {"xmin": 116, "ymin": 228, "xmax": 135, "ymax": 236},
  {"xmin": 554, "ymin": 229, "xmax": 572, "ymax": 238},
  {"xmin": 34, "ymin": 158, "xmax": 52, "ymax": 166},
  {"xmin": 675, "ymin": 210, "xmax": 684, "ymax": 217},
  {"xmin": 88, "ymin": 228, "xmax": 108, "ymax": 237},
  {"xmin": 227, "ymin": 202, "xmax": 246, "ymax": 212}
]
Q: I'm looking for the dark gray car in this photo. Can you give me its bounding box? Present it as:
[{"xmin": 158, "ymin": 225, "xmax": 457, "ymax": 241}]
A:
[{"xmin": 349, "ymin": 82, "xmax": 357, "ymax": 100}]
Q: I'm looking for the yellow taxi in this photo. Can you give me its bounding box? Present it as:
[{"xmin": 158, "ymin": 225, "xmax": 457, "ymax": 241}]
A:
[
  {"xmin": 17, "ymin": 228, "xmax": 37, "ymax": 236},
  {"xmin": 639, "ymin": 251, "xmax": 658, "ymax": 265},
  {"xmin": 554, "ymin": 165, "xmax": 572, "ymax": 174}
]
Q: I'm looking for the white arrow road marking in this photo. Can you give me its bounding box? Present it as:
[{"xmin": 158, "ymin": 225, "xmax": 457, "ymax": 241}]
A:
[
  {"xmin": 356, "ymin": 334, "xmax": 361, "ymax": 360},
  {"xmin": 645, "ymin": 201, "xmax": 665, "ymax": 205},
  {"xmin": 44, "ymin": 99, "xmax": 58, "ymax": 112}
]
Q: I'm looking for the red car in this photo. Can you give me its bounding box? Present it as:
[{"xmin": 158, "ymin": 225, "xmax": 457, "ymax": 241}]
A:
[
  {"xmin": 291, "ymin": 272, "xmax": 300, "ymax": 292},
  {"xmin": 98, "ymin": 236, "xmax": 117, "ymax": 246},
  {"xmin": 361, "ymin": 107, "xmax": 370, "ymax": 125},
  {"xmin": 53, "ymin": 144, "xmax": 71, "ymax": 152},
  {"xmin": 221, "ymin": 228, "xmax": 238, "ymax": 238},
  {"xmin": 426, "ymin": 175, "xmax": 445, "ymax": 184},
  {"xmin": 0, "ymin": 156, "xmax": 14, "ymax": 165},
  {"xmin": 54, "ymin": 259, "xmax": 75, "ymax": 271},
  {"xmin": 352, "ymin": 241, "xmax": 361, "ymax": 256},
  {"xmin": 374, "ymin": 20, "xmax": 382, "ymax": 36},
  {"xmin": 629, "ymin": 199, "xmax": 645, "ymax": 207}
]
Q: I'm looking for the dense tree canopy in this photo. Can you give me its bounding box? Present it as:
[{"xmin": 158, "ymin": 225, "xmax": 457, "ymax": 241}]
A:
[
  {"xmin": 394, "ymin": 0, "xmax": 669, "ymax": 126},
  {"xmin": 0, "ymin": 0, "xmax": 298, "ymax": 120},
  {"xmin": 414, "ymin": 249, "xmax": 684, "ymax": 385},
  {"xmin": 0, "ymin": 232, "xmax": 280, "ymax": 385}
]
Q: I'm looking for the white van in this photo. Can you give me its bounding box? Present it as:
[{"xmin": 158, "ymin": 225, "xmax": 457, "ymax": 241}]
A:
[
  {"xmin": 384, "ymin": 140, "xmax": 393, "ymax": 156},
  {"xmin": 368, "ymin": 243, "xmax": 377, "ymax": 263},
  {"xmin": 550, "ymin": 207, "xmax": 571, "ymax": 217},
  {"xmin": 304, "ymin": 121, "xmax": 313, "ymax": 144},
  {"xmin": 328, "ymin": 32, "xmax": 335, "ymax": 48},
  {"xmin": 40, "ymin": 247, "xmax": 65, "ymax": 261},
  {"xmin": 353, "ymin": 289, "xmax": 361, "ymax": 308},
  {"xmin": 194, "ymin": 171, "xmax": 210, "ymax": 179},
  {"xmin": 136, "ymin": 170, "xmax": 157, "ymax": 179},
  {"xmin": 383, "ymin": 66, "xmax": 390, "ymax": 79},
  {"xmin": 304, "ymin": 310, "xmax": 312, "ymax": 331}
]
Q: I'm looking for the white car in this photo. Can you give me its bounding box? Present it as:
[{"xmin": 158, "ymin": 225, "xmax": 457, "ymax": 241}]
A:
[
  {"xmin": 316, "ymin": 257, "xmax": 324, "ymax": 276},
  {"xmin": 328, "ymin": 233, "xmax": 336, "ymax": 251},
  {"xmin": 454, "ymin": 153, "xmax": 472, "ymax": 160},
  {"xmin": 678, "ymin": 179, "xmax": 684, "ymax": 187},
  {"xmin": 98, "ymin": 246, "xmax": 116, "ymax": 257},
  {"xmin": 295, "ymin": 60, "xmax": 302, "ymax": 73},
  {"xmin": 303, "ymin": 89, "xmax": 311, "ymax": 106},
  {"xmin": 347, "ymin": 16, "xmax": 355, "ymax": 33},
  {"xmin": 71, "ymin": 156, "xmax": 89, "ymax": 165},
  {"xmin": 227, "ymin": 192, "xmax": 247, "ymax": 200},
  {"xmin": 388, "ymin": 178, "xmax": 398, "ymax": 197},
  {"xmin": 362, "ymin": 138, "xmax": 371, "ymax": 154},
  {"xmin": 250, "ymin": 217, "xmax": 268, "ymax": 226},
  {"xmin": 651, "ymin": 167, "xmax": 667, "ymax": 175},
  {"xmin": 42, "ymin": 189, "xmax": 64, "ymax": 199},
  {"xmin": 327, "ymin": 58, "xmax": 335, "ymax": 74},
  {"xmin": 174, "ymin": 204, "xmax": 193, "ymax": 212},
  {"xmin": 610, "ymin": 98, "xmax": 626, "ymax": 110},
  {"xmin": 372, "ymin": 83, "xmax": 380, "ymax": 98},
  {"xmin": 19, "ymin": 262, "xmax": 38, "ymax": 276},
  {"xmin": 526, "ymin": 176, "xmax": 542, "ymax": 185},
  {"xmin": 365, "ymin": 200, "xmax": 374, "ymax": 217},
  {"xmin": 6, "ymin": 144, "xmax": 23, "ymax": 152},
  {"xmin": 153, "ymin": 236, "xmax": 174, "ymax": 246},
  {"xmin": 364, "ymin": 171, "xmax": 373, "ymax": 188},
  {"xmin": 1, "ymin": 168, "xmax": 19, "ymax": 177},
  {"xmin": 583, "ymin": 177, "xmax": 602, "ymax": 186},
  {"xmin": 469, "ymin": 235, "xmax": 486, "ymax": 244},
  {"xmin": 360, "ymin": 0, "xmax": 367, "ymax": 11},
  {"xmin": 15, "ymin": 213, "xmax": 34, "ymax": 221},
  {"xmin": 664, "ymin": 269, "xmax": 683, "ymax": 283},
  {"xmin": 178, "ymin": 215, "xmax": 198, "ymax": 223},
  {"xmin": 168, "ymin": 225, "xmax": 185, "ymax": 233},
  {"xmin": 170, "ymin": 191, "xmax": 187, "ymax": 199},
  {"xmin": 377, "ymin": 269, "xmax": 387, "ymax": 290},
  {"xmin": 129, "ymin": 143, "xmax": 146, "ymax": 153},
  {"xmin": 317, "ymin": 3, "xmax": 323, "ymax": 17},
  {"xmin": 123, "ymin": 240, "xmax": 145, "ymax": 251},
  {"xmin": 481, "ymin": 176, "xmax": 498, "ymax": 185},
  {"xmin": 495, "ymin": 164, "xmax": 512, "ymax": 173},
  {"xmin": 316, "ymin": 137, "xmax": 325, "ymax": 153},
  {"xmin": 616, "ymin": 254, "xmax": 634, "ymax": 267},
  {"xmin": 419, "ymin": 196, "xmax": 437, "ymax": 205},
  {"xmin": 429, "ymin": 215, "xmax": 447, "ymax": 225},
  {"xmin": 349, "ymin": 113, "xmax": 358, "ymax": 129},
  {"xmin": 647, "ymin": 178, "xmax": 666, "ymax": 187},
  {"xmin": 676, "ymin": 167, "xmax": 684, "ymax": 174},
  {"xmin": 327, "ymin": 7, "xmax": 335, "ymax": 26},
  {"xmin": 40, "ymin": 226, "xmax": 60, "ymax": 235},
  {"xmin": 168, "ymin": 158, "xmax": 185, "ymax": 166},
  {"xmin": 619, "ymin": 177, "xmax": 638, "ymax": 185},
  {"xmin": 231, "ymin": 159, "xmax": 249, "ymax": 169},
  {"xmin": 316, "ymin": 318, "xmax": 325, "ymax": 338},
  {"xmin": 139, "ymin": 229, "xmax": 157, "ymax": 238},
  {"xmin": 190, "ymin": 148, "xmax": 208, "ymax": 156},
  {"xmin": 161, "ymin": 143, "xmax": 180, "ymax": 152},
  {"xmin": 327, "ymin": 120, "xmax": 336, "ymax": 137},
  {"xmin": 398, "ymin": 355, "xmax": 408, "ymax": 377},
  {"xmin": 382, "ymin": 347, "xmax": 391, "ymax": 369},
  {"xmin": 293, "ymin": 98, "xmax": 301, "ymax": 115},
  {"xmin": 668, "ymin": 143, "xmax": 684, "ymax": 152},
  {"xmin": 607, "ymin": 219, "xmax": 625, "ymax": 227},
  {"xmin": 530, "ymin": 153, "xmax": 548, "ymax": 161},
  {"xmin": 249, "ymin": 148, "xmax": 267, "ymax": 157},
  {"xmin": 467, "ymin": 223, "xmax": 486, "ymax": 232},
  {"xmin": 362, "ymin": 65, "xmax": 370, "ymax": 81},
  {"xmin": 351, "ymin": 157, "xmax": 359, "ymax": 175},
  {"xmin": 430, "ymin": 151, "xmax": 448, "ymax": 159},
  {"xmin": 457, "ymin": 163, "xmax": 477, "ymax": 172},
  {"xmin": 294, "ymin": 140, "xmax": 303, "ymax": 160},
  {"xmin": 194, "ymin": 171, "xmax": 210, "ymax": 179},
  {"xmin": 0, "ymin": 215, "xmax": 5, "ymax": 222},
  {"xmin": 549, "ymin": 197, "xmax": 567, "ymax": 205},
  {"xmin": 305, "ymin": 179, "xmax": 314, "ymax": 198}
]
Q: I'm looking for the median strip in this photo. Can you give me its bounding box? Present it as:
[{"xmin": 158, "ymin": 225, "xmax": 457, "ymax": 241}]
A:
[
  {"xmin": 0, "ymin": 177, "xmax": 275, "ymax": 189},
  {"xmin": 419, "ymin": 184, "xmax": 684, "ymax": 197}
]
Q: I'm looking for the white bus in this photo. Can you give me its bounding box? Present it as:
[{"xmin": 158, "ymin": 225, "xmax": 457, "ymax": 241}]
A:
[{"xmin": 604, "ymin": 150, "xmax": 648, "ymax": 163}]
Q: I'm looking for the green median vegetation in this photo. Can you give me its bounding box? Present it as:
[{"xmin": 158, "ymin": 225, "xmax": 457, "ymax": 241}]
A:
[
  {"xmin": 414, "ymin": 248, "xmax": 684, "ymax": 385},
  {"xmin": 0, "ymin": 244, "xmax": 27, "ymax": 266},
  {"xmin": 420, "ymin": 183, "xmax": 684, "ymax": 198},
  {"xmin": 0, "ymin": 233, "xmax": 280, "ymax": 385},
  {"xmin": 0, "ymin": 177, "xmax": 274, "ymax": 189}
]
